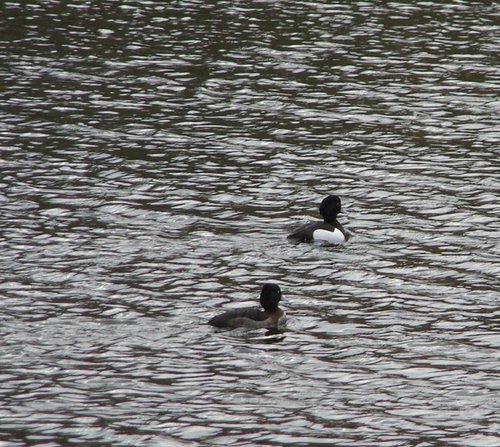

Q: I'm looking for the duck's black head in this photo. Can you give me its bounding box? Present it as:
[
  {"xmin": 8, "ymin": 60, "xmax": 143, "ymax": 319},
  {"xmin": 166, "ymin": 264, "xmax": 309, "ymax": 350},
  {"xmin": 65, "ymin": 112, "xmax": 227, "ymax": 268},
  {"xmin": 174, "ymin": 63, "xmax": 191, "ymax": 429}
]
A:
[
  {"xmin": 259, "ymin": 283, "xmax": 282, "ymax": 313},
  {"xmin": 319, "ymin": 195, "xmax": 342, "ymax": 223}
]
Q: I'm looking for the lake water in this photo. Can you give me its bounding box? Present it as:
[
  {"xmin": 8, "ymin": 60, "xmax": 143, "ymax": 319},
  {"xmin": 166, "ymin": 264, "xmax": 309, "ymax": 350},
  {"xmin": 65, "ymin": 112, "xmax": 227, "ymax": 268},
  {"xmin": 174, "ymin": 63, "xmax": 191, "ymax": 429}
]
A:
[{"xmin": 1, "ymin": 1, "xmax": 499, "ymax": 446}]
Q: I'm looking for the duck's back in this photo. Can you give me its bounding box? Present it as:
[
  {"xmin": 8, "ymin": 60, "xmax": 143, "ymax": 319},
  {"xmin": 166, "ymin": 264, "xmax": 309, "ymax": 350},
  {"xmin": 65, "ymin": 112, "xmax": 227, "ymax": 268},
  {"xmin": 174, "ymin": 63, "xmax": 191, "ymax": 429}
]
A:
[
  {"xmin": 208, "ymin": 307, "xmax": 269, "ymax": 328},
  {"xmin": 288, "ymin": 221, "xmax": 346, "ymax": 243},
  {"xmin": 287, "ymin": 221, "xmax": 320, "ymax": 242}
]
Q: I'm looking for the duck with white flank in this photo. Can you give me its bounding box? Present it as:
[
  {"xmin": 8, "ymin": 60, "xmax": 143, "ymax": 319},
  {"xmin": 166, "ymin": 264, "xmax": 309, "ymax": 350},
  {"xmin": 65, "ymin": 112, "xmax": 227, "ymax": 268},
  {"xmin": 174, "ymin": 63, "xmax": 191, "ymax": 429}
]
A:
[{"xmin": 288, "ymin": 195, "xmax": 349, "ymax": 244}]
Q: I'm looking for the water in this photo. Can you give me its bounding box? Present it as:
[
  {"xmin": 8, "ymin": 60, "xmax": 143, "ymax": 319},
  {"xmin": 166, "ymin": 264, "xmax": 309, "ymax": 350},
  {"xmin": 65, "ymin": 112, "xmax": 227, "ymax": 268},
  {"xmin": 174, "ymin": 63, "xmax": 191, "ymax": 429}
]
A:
[{"xmin": 1, "ymin": 1, "xmax": 499, "ymax": 446}]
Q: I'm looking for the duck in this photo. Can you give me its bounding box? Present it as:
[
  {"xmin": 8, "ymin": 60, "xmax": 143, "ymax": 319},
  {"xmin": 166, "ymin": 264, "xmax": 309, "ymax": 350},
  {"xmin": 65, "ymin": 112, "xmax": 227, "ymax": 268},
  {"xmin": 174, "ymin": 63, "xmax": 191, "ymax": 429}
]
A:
[
  {"xmin": 287, "ymin": 195, "xmax": 349, "ymax": 244},
  {"xmin": 208, "ymin": 283, "xmax": 286, "ymax": 329}
]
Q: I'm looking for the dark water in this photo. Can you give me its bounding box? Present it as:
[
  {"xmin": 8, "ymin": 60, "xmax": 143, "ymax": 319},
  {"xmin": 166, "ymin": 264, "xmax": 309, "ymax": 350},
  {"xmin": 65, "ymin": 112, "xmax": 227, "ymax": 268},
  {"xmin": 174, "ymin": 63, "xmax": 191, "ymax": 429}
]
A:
[{"xmin": 1, "ymin": 1, "xmax": 499, "ymax": 446}]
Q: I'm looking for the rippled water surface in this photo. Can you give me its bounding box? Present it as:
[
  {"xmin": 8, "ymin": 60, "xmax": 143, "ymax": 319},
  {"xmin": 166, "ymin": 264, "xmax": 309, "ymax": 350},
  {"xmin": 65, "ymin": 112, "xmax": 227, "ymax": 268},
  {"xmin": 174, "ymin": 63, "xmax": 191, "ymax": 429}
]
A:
[{"xmin": 1, "ymin": 1, "xmax": 499, "ymax": 446}]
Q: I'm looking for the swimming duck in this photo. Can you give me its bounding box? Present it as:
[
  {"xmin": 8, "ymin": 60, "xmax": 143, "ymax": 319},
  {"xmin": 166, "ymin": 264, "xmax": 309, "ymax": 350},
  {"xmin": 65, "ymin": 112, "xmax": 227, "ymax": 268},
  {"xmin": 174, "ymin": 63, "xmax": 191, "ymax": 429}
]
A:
[
  {"xmin": 208, "ymin": 283, "xmax": 286, "ymax": 329},
  {"xmin": 288, "ymin": 195, "xmax": 348, "ymax": 244}
]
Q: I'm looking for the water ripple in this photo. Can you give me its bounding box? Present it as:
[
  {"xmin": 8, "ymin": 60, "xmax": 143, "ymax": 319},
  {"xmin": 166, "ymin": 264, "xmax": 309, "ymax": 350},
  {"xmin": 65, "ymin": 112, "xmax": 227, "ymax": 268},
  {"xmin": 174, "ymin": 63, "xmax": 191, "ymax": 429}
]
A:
[{"xmin": 1, "ymin": 0, "xmax": 499, "ymax": 446}]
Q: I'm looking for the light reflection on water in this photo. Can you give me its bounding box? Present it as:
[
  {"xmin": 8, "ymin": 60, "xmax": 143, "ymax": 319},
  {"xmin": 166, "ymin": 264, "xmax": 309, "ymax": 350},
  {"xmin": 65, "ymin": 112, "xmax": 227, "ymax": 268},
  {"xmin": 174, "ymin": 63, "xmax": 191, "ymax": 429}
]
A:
[{"xmin": 1, "ymin": 1, "xmax": 499, "ymax": 446}]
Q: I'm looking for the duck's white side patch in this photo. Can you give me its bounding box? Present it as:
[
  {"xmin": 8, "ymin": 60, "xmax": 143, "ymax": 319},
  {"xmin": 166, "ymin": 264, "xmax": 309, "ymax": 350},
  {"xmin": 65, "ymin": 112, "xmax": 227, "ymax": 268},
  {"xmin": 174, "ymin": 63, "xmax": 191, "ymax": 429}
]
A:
[{"xmin": 313, "ymin": 228, "xmax": 345, "ymax": 244}]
